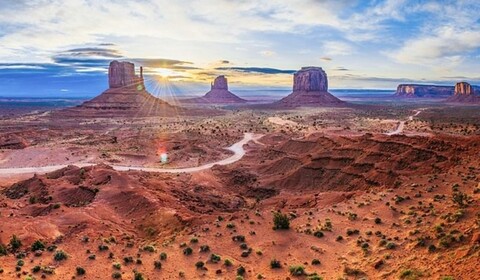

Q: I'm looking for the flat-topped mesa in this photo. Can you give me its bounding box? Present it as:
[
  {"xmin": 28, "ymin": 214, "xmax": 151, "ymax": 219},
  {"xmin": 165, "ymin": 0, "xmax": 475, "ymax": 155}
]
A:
[
  {"xmin": 395, "ymin": 84, "xmax": 454, "ymax": 97},
  {"xmin": 211, "ymin": 75, "xmax": 228, "ymax": 90},
  {"xmin": 454, "ymin": 82, "xmax": 474, "ymax": 95},
  {"xmin": 108, "ymin": 60, "xmax": 144, "ymax": 89},
  {"xmin": 293, "ymin": 67, "xmax": 328, "ymax": 92},
  {"xmin": 274, "ymin": 66, "xmax": 343, "ymax": 107}
]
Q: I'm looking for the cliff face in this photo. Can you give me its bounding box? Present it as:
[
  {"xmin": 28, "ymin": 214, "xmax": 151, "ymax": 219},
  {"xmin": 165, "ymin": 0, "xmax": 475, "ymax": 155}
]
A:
[
  {"xmin": 211, "ymin": 75, "xmax": 228, "ymax": 90},
  {"xmin": 454, "ymin": 82, "xmax": 474, "ymax": 95},
  {"xmin": 275, "ymin": 67, "xmax": 343, "ymax": 107},
  {"xmin": 108, "ymin": 61, "xmax": 144, "ymax": 89},
  {"xmin": 293, "ymin": 67, "xmax": 328, "ymax": 92},
  {"xmin": 395, "ymin": 84, "xmax": 454, "ymax": 97}
]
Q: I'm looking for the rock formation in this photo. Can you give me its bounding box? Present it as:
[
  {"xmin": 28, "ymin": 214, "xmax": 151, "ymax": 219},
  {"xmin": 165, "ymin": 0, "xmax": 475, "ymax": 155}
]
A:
[
  {"xmin": 454, "ymin": 82, "xmax": 474, "ymax": 95},
  {"xmin": 60, "ymin": 61, "xmax": 181, "ymax": 117},
  {"xmin": 395, "ymin": 84, "xmax": 454, "ymax": 97},
  {"xmin": 447, "ymin": 82, "xmax": 480, "ymax": 103},
  {"xmin": 182, "ymin": 75, "xmax": 246, "ymax": 104},
  {"xmin": 274, "ymin": 67, "xmax": 344, "ymax": 107}
]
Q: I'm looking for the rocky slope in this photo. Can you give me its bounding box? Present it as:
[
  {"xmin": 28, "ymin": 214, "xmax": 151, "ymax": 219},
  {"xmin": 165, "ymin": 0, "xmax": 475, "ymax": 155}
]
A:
[
  {"xmin": 182, "ymin": 76, "xmax": 247, "ymax": 104},
  {"xmin": 274, "ymin": 67, "xmax": 344, "ymax": 107}
]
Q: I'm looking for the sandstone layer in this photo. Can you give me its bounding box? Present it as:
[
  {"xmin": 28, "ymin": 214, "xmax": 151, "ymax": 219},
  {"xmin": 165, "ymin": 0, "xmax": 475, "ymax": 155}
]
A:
[{"xmin": 447, "ymin": 82, "xmax": 480, "ymax": 103}]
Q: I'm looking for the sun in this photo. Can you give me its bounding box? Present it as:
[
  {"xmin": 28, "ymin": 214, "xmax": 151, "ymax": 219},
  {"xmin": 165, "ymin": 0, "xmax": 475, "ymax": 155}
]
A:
[{"xmin": 154, "ymin": 68, "xmax": 175, "ymax": 78}]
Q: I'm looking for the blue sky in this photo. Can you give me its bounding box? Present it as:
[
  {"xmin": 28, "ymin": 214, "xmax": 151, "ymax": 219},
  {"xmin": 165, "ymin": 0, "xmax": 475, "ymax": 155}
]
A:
[{"xmin": 0, "ymin": 0, "xmax": 479, "ymax": 97}]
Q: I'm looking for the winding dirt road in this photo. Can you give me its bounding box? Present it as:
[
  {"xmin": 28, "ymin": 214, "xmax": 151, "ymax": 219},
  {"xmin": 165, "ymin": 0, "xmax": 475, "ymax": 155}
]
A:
[
  {"xmin": 386, "ymin": 110, "xmax": 422, "ymax": 136},
  {"xmin": 0, "ymin": 133, "xmax": 262, "ymax": 176}
]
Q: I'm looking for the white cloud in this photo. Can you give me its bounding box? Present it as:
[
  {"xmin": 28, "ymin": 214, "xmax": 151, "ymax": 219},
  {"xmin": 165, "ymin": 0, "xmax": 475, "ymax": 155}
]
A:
[{"xmin": 323, "ymin": 41, "xmax": 354, "ymax": 56}]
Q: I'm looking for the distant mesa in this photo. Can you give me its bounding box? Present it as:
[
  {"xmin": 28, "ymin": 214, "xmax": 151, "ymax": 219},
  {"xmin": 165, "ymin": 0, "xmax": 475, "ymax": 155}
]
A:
[
  {"xmin": 394, "ymin": 84, "xmax": 454, "ymax": 98},
  {"xmin": 274, "ymin": 67, "xmax": 344, "ymax": 107},
  {"xmin": 182, "ymin": 75, "xmax": 247, "ymax": 104},
  {"xmin": 446, "ymin": 82, "xmax": 480, "ymax": 103}
]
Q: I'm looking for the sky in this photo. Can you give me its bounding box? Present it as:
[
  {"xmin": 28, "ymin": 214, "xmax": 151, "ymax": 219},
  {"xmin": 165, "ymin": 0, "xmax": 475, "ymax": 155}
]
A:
[{"xmin": 0, "ymin": 0, "xmax": 479, "ymax": 98}]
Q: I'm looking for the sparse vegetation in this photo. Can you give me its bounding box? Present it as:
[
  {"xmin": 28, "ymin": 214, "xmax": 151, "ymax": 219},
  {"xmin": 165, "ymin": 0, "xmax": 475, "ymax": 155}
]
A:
[
  {"xmin": 273, "ymin": 211, "xmax": 290, "ymax": 230},
  {"xmin": 53, "ymin": 250, "xmax": 68, "ymax": 261}
]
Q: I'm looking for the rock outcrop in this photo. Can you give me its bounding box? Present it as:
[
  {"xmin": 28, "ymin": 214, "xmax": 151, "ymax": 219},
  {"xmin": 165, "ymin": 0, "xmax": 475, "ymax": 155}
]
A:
[
  {"xmin": 454, "ymin": 82, "xmax": 474, "ymax": 95},
  {"xmin": 182, "ymin": 75, "xmax": 247, "ymax": 104},
  {"xmin": 447, "ymin": 82, "xmax": 480, "ymax": 103},
  {"xmin": 108, "ymin": 61, "xmax": 140, "ymax": 88},
  {"xmin": 274, "ymin": 67, "xmax": 344, "ymax": 107},
  {"xmin": 395, "ymin": 84, "xmax": 454, "ymax": 97},
  {"xmin": 59, "ymin": 61, "xmax": 182, "ymax": 117}
]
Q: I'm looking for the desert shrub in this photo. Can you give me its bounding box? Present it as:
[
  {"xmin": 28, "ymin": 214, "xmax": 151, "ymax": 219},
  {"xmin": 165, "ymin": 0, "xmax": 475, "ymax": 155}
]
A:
[
  {"xmin": 224, "ymin": 259, "xmax": 233, "ymax": 266},
  {"xmin": 17, "ymin": 259, "xmax": 24, "ymax": 266},
  {"xmin": 313, "ymin": 230, "xmax": 324, "ymax": 238},
  {"xmin": 54, "ymin": 250, "xmax": 68, "ymax": 261},
  {"xmin": 452, "ymin": 192, "xmax": 468, "ymax": 208},
  {"xmin": 289, "ymin": 265, "xmax": 305, "ymax": 276},
  {"xmin": 195, "ymin": 261, "xmax": 205, "ymax": 269},
  {"xmin": 112, "ymin": 272, "xmax": 122, "ymax": 279},
  {"xmin": 113, "ymin": 262, "xmax": 121, "ymax": 270},
  {"xmin": 270, "ymin": 259, "xmax": 281, "ymax": 269},
  {"xmin": 123, "ymin": 256, "xmax": 133, "ymax": 264},
  {"xmin": 386, "ymin": 242, "xmax": 396, "ymax": 249},
  {"xmin": 190, "ymin": 238, "xmax": 198, "ymax": 243},
  {"xmin": 183, "ymin": 247, "xmax": 193, "ymax": 255},
  {"xmin": 31, "ymin": 240, "xmax": 45, "ymax": 251},
  {"xmin": 199, "ymin": 245, "xmax": 210, "ymax": 252},
  {"xmin": 0, "ymin": 244, "xmax": 7, "ymax": 256},
  {"xmin": 336, "ymin": 235, "xmax": 343, "ymax": 242},
  {"xmin": 210, "ymin": 254, "xmax": 221, "ymax": 263},
  {"xmin": 143, "ymin": 245, "xmax": 155, "ymax": 252},
  {"xmin": 10, "ymin": 235, "xmax": 22, "ymax": 250},
  {"xmin": 273, "ymin": 212, "xmax": 290, "ymax": 230},
  {"xmin": 399, "ymin": 269, "xmax": 423, "ymax": 279},
  {"xmin": 98, "ymin": 244, "xmax": 109, "ymax": 251},
  {"xmin": 441, "ymin": 277, "xmax": 454, "ymax": 280},
  {"xmin": 76, "ymin": 266, "xmax": 86, "ymax": 275},
  {"xmin": 237, "ymin": 265, "xmax": 246, "ymax": 276},
  {"xmin": 311, "ymin": 259, "xmax": 321, "ymax": 265},
  {"xmin": 160, "ymin": 252, "xmax": 167, "ymax": 260},
  {"xmin": 344, "ymin": 267, "xmax": 364, "ymax": 276},
  {"xmin": 232, "ymin": 235, "xmax": 246, "ymax": 242},
  {"xmin": 226, "ymin": 223, "xmax": 235, "ymax": 229},
  {"xmin": 374, "ymin": 217, "xmax": 382, "ymax": 224},
  {"xmin": 0, "ymin": 268, "xmax": 3, "ymax": 273},
  {"xmin": 136, "ymin": 259, "xmax": 142, "ymax": 265},
  {"xmin": 239, "ymin": 243, "xmax": 248, "ymax": 249},
  {"xmin": 307, "ymin": 274, "xmax": 323, "ymax": 280},
  {"xmin": 32, "ymin": 265, "xmax": 41, "ymax": 273},
  {"xmin": 88, "ymin": 254, "xmax": 96, "ymax": 260},
  {"xmin": 346, "ymin": 229, "xmax": 359, "ymax": 236},
  {"xmin": 154, "ymin": 260, "xmax": 162, "ymax": 269},
  {"xmin": 134, "ymin": 271, "xmax": 144, "ymax": 280}
]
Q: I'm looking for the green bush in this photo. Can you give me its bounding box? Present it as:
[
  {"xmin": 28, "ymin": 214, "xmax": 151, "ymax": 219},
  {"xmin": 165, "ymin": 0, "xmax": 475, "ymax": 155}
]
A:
[
  {"xmin": 210, "ymin": 254, "xmax": 221, "ymax": 263},
  {"xmin": 113, "ymin": 262, "xmax": 121, "ymax": 270},
  {"xmin": 224, "ymin": 259, "xmax": 233, "ymax": 266},
  {"xmin": 0, "ymin": 244, "xmax": 7, "ymax": 256},
  {"xmin": 195, "ymin": 261, "xmax": 205, "ymax": 269},
  {"xmin": 154, "ymin": 261, "xmax": 162, "ymax": 269},
  {"xmin": 112, "ymin": 272, "xmax": 122, "ymax": 279},
  {"xmin": 183, "ymin": 247, "xmax": 193, "ymax": 255},
  {"xmin": 134, "ymin": 271, "xmax": 144, "ymax": 280},
  {"xmin": 273, "ymin": 212, "xmax": 290, "ymax": 230},
  {"xmin": 10, "ymin": 235, "xmax": 22, "ymax": 250},
  {"xmin": 270, "ymin": 259, "xmax": 281, "ymax": 269},
  {"xmin": 54, "ymin": 250, "xmax": 68, "ymax": 261},
  {"xmin": 143, "ymin": 245, "xmax": 155, "ymax": 252},
  {"xmin": 76, "ymin": 266, "xmax": 86, "ymax": 275},
  {"xmin": 311, "ymin": 259, "xmax": 321, "ymax": 265},
  {"xmin": 160, "ymin": 252, "xmax": 167, "ymax": 260},
  {"xmin": 31, "ymin": 240, "xmax": 45, "ymax": 251},
  {"xmin": 313, "ymin": 230, "xmax": 324, "ymax": 238},
  {"xmin": 237, "ymin": 266, "xmax": 246, "ymax": 276},
  {"xmin": 289, "ymin": 265, "xmax": 305, "ymax": 276}
]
